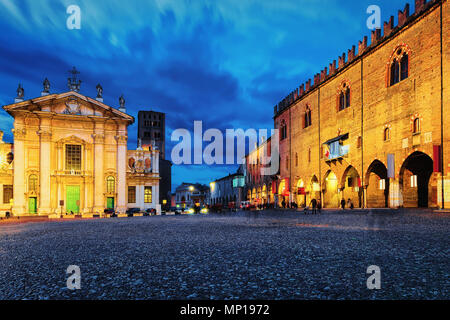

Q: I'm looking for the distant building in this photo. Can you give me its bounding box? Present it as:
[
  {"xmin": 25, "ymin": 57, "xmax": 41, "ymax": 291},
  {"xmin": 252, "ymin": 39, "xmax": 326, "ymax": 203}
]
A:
[
  {"xmin": 175, "ymin": 183, "xmax": 210, "ymax": 208},
  {"xmin": 244, "ymin": 137, "xmax": 278, "ymax": 207},
  {"xmin": 210, "ymin": 167, "xmax": 245, "ymax": 208},
  {"xmin": 137, "ymin": 110, "xmax": 171, "ymax": 209}
]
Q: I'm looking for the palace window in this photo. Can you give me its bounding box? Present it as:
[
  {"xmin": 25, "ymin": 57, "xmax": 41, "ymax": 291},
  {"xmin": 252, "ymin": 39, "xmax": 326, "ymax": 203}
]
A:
[
  {"xmin": 304, "ymin": 106, "xmax": 312, "ymax": 128},
  {"xmin": 280, "ymin": 121, "xmax": 287, "ymax": 140},
  {"xmin": 285, "ymin": 156, "xmax": 289, "ymax": 170},
  {"xmin": 106, "ymin": 176, "xmax": 115, "ymax": 193},
  {"xmin": 389, "ymin": 47, "xmax": 409, "ymax": 86},
  {"xmin": 28, "ymin": 174, "xmax": 38, "ymax": 193},
  {"xmin": 413, "ymin": 118, "xmax": 421, "ymax": 134},
  {"xmin": 3, "ymin": 185, "xmax": 13, "ymax": 204},
  {"xmin": 128, "ymin": 186, "xmax": 136, "ymax": 204},
  {"xmin": 295, "ymin": 153, "xmax": 298, "ymax": 167},
  {"xmin": 65, "ymin": 144, "xmax": 82, "ymax": 171},
  {"xmin": 384, "ymin": 128, "xmax": 391, "ymax": 141},
  {"xmin": 338, "ymin": 82, "xmax": 351, "ymax": 111},
  {"xmin": 144, "ymin": 186, "xmax": 152, "ymax": 203}
]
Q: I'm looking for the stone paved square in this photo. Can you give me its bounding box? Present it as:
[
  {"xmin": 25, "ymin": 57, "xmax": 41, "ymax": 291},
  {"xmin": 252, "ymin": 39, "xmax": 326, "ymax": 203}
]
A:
[{"xmin": 0, "ymin": 210, "xmax": 448, "ymax": 300}]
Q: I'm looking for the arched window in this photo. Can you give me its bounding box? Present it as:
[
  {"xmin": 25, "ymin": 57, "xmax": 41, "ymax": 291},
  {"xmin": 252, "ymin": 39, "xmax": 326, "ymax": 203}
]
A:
[
  {"xmin": 29, "ymin": 174, "xmax": 38, "ymax": 192},
  {"xmin": 400, "ymin": 54, "xmax": 409, "ymax": 80},
  {"xmin": 338, "ymin": 82, "xmax": 350, "ymax": 111},
  {"xmin": 304, "ymin": 106, "xmax": 312, "ymax": 128},
  {"xmin": 390, "ymin": 60, "xmax": 400, "ymax": 86},
  {"xmin": 389, "ymin": 47, "xmax": 409, "ymax": 86},
  {"xmin": 413, "ymin": 118, "xmax": 420, "ymax": 134},
  {"xmin": 384, "ymin": 128, "xmax": 390, "ymax": 141},
  {"xmin": 107, "ymin": 176, "xmax": 115, "ymax": 193},
  {"xmin": 280, "ymin": 121, "xmax": 287, "ymax": 140}
]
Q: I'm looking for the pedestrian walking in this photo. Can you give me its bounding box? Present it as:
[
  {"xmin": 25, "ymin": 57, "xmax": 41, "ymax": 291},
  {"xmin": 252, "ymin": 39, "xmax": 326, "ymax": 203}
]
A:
[
  {"xmin": 317, "ymin": 200, "xmax": 322, "ymax": 214},
  {"xmin": 340, "ymin": 199, "xmax": 346, "ymax": 210}
]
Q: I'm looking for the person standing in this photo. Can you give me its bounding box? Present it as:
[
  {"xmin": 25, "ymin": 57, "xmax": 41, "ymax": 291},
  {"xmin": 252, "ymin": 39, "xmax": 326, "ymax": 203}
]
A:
[
  {"xmin": 340, "ymin": 199, "xmax": 346, "ymax": 210},
  {"xmin": 317, "ymin": 200, "xmax": 322, "ymax": 215},
  {"xmin": 310, "ymin": 198, "xmax": 317, "ymax": 215}
]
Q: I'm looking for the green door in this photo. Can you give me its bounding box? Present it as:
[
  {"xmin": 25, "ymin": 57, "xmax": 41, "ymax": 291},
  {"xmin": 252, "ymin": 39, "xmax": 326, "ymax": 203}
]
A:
[
  {"xmin": 28, "ymin": 197, "xmax": 37, "ymax": 214},
  {"xmin": 107, "ymin": 197, "xmax": 115, "ymax": 209},
  {"xmin": 66, "ymin": 185, "xmax": 80, "ymax": 214}
]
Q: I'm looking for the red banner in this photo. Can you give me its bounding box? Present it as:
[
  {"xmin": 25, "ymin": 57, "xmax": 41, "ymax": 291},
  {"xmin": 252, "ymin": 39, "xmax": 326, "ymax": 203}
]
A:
[{"xmin": 434, "ymin": 145, "xmax": 442, "ymax": 173}]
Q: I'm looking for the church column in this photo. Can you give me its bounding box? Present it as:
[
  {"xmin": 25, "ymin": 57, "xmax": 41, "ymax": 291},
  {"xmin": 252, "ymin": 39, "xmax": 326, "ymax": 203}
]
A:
[
  {"xmin": 92, "ymin": 132, "xmax": 105, "ymax": 214},
  {"xmin": 115, "ymin": 133, "xmax": 127, "ymax": 214},
  {"xmin": 37, "ymin": 127, "xmax": 52, "ymax": 215},
  {"xmin": 12, "ymin": 128, "xmax": 26, "ymax": 215}
]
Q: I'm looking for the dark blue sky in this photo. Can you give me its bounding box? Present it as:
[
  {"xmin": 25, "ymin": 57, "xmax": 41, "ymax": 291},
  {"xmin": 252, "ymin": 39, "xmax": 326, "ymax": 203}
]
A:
[{"xmin": 0, "ymin": 0, "xmax": 412, "ymax": 191}]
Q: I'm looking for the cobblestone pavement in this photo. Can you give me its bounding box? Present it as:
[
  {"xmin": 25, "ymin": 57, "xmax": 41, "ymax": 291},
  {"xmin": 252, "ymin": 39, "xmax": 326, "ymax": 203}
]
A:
[{"xmin": 0, "ymin": 209, "xmax": 448, "ymax": 300}]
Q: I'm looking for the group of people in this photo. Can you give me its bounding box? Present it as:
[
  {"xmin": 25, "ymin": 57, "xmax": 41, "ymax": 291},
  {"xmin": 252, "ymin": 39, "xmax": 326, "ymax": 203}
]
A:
[
  {"xmin": 341, "ymin": 198, "xmax": 355, "ymax": 210},
  {"xmin": 279, "ymin": 197, "xmax": 355, "ymax": 214}
]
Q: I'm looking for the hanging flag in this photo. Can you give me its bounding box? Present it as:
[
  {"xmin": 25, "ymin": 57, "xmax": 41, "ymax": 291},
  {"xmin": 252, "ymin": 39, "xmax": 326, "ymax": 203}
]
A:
[
  {"xmin": 433, "ymin": 145, "xmax": 442, "ymax": 173},
  {"xmin": 387, "ymin": 154, "xmax": 395, "ymax": 178}
]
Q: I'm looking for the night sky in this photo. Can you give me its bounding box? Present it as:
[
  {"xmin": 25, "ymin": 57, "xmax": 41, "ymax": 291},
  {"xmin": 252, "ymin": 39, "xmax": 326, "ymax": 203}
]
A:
[{"xmin": 0, "ymin": 0, "xmax": 412, "ymax": 191}]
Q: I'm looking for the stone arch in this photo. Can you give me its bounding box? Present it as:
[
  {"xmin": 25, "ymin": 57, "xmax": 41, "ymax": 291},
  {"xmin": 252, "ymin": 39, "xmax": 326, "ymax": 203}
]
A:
[
  {"xmin": 307, "ymin": 175, "xmax": 320, "ymax": 206},
  {"xmin": 323, "ymin": 171, "xmax": 339, "ymax": 208},
  {"xmin": 341, "ymin": 166, "xmax": 362, "ymax": 208},
  {"xmin": 365, "ymin": 160, "xmax": 389, "ymax": 208},
  {"xmin": 296, "ymin": 178, "xmax": 306, "ymax": 207},
  {"xmin": 399, "ymin": 151, "xmax": 434, "ymax": 208}
]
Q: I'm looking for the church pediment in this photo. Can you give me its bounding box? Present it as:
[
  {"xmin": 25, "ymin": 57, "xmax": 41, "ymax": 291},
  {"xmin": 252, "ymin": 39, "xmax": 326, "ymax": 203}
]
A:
[{"xmin": 2, "ymin": 91, "xmax": 134, "ymax": 124}]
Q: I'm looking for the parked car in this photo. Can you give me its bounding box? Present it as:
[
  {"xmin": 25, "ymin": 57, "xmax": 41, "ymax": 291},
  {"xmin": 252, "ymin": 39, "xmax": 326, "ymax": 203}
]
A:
[
  {"xmin": 126, "ymin": 208, "xmax": 141, "ymax": 217},
  {"xmin": 170, "ymin": 206, "xmax": 182, "ymax": 215},
  {"xmin": 145, "ymin": 208, "xmax": 157, "ymax": 216}
]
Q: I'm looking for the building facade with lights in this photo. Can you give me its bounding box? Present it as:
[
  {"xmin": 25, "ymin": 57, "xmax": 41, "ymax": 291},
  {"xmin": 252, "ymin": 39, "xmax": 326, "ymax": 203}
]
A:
[
  {"xmin": 0, "ymin": 80, "xmax": 161, "ymax": 216},
  {"xmin": 175, "ymin": 183, "xmax": 210, "ymax": 209},
  {"xmin": 272, "ymin": 0, "xmax": 450, "ymax": 209},
  {"xmin": 209, "ymin": 167, "xmax": 245, "ymax": 208}
]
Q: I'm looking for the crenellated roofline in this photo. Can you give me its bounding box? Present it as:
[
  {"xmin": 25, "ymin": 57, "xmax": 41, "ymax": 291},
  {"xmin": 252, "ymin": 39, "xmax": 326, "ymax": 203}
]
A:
[{"xmin": 273, "ymin": 0, "xmax": 443, "ymax": 118}]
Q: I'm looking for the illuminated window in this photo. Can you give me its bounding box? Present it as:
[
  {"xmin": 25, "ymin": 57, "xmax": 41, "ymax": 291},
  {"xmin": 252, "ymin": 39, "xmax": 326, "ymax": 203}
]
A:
[
  {"xmin": 379, "ymin": 179, "xmax": 386, "ymax": 190},
  {"xmin": 65, "ymin": 144, "xmax": 81, "ymax": 171},
  {"xmin": 29, "ymin": 174, "xmax": 38, "ymax": 192},
  {"xmin": 106, "ymin": 176, "xmax": 115, "ymax": 193},
  {"xmin": 128, "ymin": 186, "xmax": 136, "ymax": 203},
  {"xmin": 384, "ymin": 128, "xmax": 390, "ymax": 141},
  {"xmin": 413, "ymin": 118, "xmax": 420, "ymax": 134},
  {"xmin": 3, "ymin": 185, "xmax": 13, "ymax": 204},
  {"xmin": 144, "ymin": 186, "xmax": 152, "ymax": 203},
  {"xmin": 410, "ymin": 175, "xmax": 418, "ymax": 188}
]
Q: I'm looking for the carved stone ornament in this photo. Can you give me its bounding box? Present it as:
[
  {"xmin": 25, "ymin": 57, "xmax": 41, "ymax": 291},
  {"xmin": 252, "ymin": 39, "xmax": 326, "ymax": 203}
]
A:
[{"xmin": 63, "ymin": 97, "xmax": 81, "ymax": 115}]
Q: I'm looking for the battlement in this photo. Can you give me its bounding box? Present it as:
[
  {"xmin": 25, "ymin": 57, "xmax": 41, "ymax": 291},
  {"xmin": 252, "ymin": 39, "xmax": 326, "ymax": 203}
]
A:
[{"xmin": 274, "ymin": 0, "xmax": 440, "ymax": 117}]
